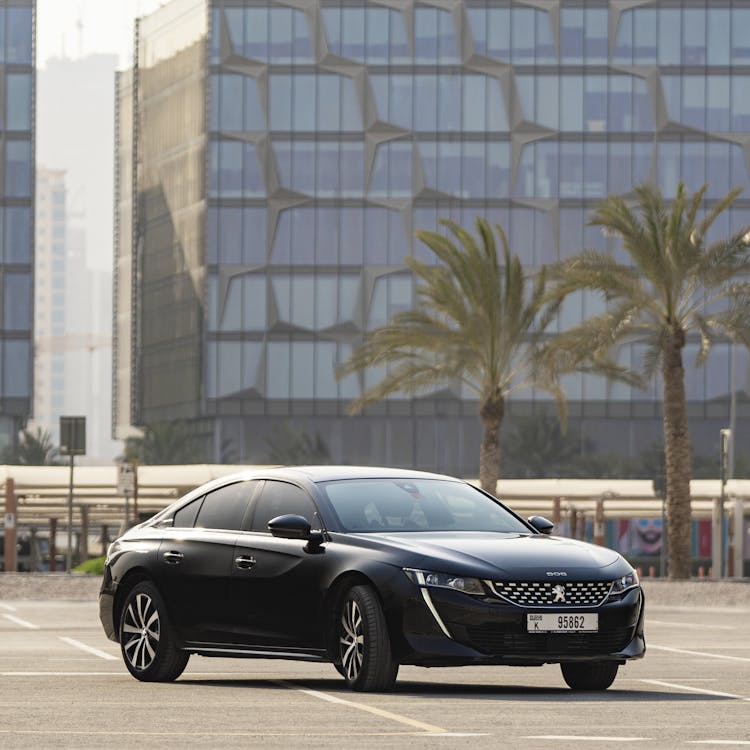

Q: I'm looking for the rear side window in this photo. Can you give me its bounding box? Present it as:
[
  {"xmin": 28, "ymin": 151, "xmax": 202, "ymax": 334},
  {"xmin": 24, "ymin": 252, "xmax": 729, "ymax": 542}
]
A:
[
  {"xmin": 172, "ymin": 497, "xmax": 203, "ymax": 528},
  {"xmin": 248, "ymin": 481, "xmax": 317, "ymax": 532},
  {"xmin": 195, "ymin": 481, "xmax": 258, "ymax": 530}
]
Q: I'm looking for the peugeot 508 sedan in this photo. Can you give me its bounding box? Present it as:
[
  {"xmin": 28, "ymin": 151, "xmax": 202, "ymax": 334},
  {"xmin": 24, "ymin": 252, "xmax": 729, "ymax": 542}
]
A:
[{"xmin": 99, "ymin": 466, "xmax": 645, "ymax": 692}]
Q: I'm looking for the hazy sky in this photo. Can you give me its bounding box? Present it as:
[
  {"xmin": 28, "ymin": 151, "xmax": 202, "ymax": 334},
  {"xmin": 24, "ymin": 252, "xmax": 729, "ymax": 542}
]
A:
[{"xmin": 37, "ymin": 0, "xmax": 165, "ymax": 68}]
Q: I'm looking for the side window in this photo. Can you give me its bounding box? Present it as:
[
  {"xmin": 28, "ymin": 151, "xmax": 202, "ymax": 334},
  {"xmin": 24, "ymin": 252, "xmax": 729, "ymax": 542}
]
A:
[
  {"xmin": 172, "ymin": 496, "xmax": 204, "ymax": 528},
  {"xmin": 194, "ymin": 481, "xmax": 258, "ymax": 531},
  {"xmin": 248, "ymin": 481, "xmax": 317, "ymax": 532}
]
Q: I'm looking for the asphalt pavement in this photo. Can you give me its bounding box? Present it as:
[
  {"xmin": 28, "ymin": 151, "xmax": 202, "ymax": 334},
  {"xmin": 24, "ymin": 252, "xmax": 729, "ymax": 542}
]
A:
[{"xmin": 0, "ymin": 590, "xmax": 749, "ymax": 749}]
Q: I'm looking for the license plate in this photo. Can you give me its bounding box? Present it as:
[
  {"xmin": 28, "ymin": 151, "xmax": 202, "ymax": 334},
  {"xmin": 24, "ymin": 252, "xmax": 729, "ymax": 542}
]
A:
[{"xmin": 527, "ymin": 613, "xmax": 598, "ymax": 633}]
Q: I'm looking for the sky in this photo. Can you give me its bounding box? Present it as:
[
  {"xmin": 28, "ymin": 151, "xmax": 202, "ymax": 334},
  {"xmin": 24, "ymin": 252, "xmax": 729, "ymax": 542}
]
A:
[{"xmin": 37, "ymin": 0, "xmax": 165, "ymax": 68}]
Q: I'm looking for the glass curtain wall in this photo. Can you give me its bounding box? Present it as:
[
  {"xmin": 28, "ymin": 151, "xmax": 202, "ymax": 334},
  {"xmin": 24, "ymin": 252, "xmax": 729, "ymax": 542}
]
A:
[
  {"xmin": 122, "ymin": 1, "xmax": 750, "ymax": 470},
  {"xmin": 134, "ymin": 0, "xmax": 207, "ymax": 424},
  {"xmin": 0, "ymin": 0, "xmax": 34, "ymax": 453}
]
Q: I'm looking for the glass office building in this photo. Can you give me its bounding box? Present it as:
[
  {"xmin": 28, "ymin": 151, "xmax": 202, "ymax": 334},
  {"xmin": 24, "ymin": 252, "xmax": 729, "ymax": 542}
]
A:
[
  {"xmin": 0, "ymin": 0, "xmax": 34, "ymax": 455},
  {"xmin": 116, "ymin": 0, "xmax": 750, "ymax": 473}
]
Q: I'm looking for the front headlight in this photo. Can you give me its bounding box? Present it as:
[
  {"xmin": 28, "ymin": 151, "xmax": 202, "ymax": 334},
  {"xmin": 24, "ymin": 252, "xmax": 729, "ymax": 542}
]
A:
[
  {"xmin": 609, "ymin": 570, "xmax": 639, "ymax": 597},
  {"xmin": 404, "ymin": 568, "xmax": 485, "ymax": 595}
]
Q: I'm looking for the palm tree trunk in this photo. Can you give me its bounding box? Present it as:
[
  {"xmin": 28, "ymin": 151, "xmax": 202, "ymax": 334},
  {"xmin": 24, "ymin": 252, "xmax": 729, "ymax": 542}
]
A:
[
  {"xmin": 662, "ymin": 332, "xmax": 692, "ymax": 580},
  {"xmin": 479, "ymin": 390, "xmax": 504, "ymax": 495}
]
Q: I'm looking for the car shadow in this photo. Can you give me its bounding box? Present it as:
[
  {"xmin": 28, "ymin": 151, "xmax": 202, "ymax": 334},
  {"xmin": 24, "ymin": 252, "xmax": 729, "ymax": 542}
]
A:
[{"xmin": 176, "ymin": 676, "xmax": 724, "ymax": 702}]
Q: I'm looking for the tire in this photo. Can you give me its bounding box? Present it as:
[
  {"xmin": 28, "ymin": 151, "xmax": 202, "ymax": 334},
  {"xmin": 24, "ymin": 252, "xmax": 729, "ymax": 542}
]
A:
[
  {"xmin": 337, "ymin": 584, "xmax": 398, "ymax": 692},
  {"xmin": 561, "ymin": 661, "xmax": 619, "ymax": 691},
  {"xmin": 119, "ymin": 581, "xmax": 189, "ymax": 682}
]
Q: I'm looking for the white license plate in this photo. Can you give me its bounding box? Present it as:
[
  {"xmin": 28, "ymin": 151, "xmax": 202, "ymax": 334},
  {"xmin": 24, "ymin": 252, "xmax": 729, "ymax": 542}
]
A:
[{"xmin": 527, "ymin": 613, "xmax": 598, "ymax": 633}]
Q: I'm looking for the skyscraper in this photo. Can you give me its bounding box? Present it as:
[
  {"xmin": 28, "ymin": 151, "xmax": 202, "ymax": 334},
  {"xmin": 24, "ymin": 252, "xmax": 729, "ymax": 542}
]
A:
[
  {"xmin": 33, "ymin": 168, "xmax": 66, "ymax": 443},
  {"xmin": 0, "ymin": 0, "xmax": 34, "ymax": 456},
  {"xmin": 116, "ymin": 1, "xmax": 750, "ymax": 474}
]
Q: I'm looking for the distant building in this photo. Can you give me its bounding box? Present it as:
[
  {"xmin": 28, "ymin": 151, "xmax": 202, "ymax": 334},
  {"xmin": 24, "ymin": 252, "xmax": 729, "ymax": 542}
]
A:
[
  {"xmin": 33, "ymin": 168, "xmax": 67, "ymax": 442},
  {"xmin": 36, "ymin": 52, "xmax": 119, "ymax": 460},
  {"xmin": 115, "ymin": 0, "xmax": 750, "ymax": 474},
  {"xmin": 0, "ymin": 0, "xmax": 35, "ymax": 455}
]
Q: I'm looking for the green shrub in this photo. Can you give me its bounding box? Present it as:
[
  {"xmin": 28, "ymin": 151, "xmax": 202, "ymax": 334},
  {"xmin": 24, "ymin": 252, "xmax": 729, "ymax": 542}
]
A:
[{"xmin": 73, "ymin": 556, "xmax": 106, "ymax": 575}]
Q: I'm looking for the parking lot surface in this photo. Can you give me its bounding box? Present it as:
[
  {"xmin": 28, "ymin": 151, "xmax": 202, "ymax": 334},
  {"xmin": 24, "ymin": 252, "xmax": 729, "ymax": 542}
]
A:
[{"xmin": 1, "ymin": 595, "xmax": 749, "ymax": 749}]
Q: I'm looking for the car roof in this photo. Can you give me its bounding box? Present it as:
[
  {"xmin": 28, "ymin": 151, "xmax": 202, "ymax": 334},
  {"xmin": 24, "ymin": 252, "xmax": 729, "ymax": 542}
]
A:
[{"xmin": 209, "ymin": 465, "xmax": 462, "ymax": 486}]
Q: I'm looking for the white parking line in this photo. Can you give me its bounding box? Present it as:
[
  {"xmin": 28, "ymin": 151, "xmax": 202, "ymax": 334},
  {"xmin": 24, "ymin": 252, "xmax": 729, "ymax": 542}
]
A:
[
  {"xmin": 524, "ymin": 736, "xmax": 651, "ymax": 743},
  {"xmin": 641, "ymin": 679, "xmax": 750, "ymax": 703},
  {"xmin": 648, "ymin": 620, "xmax": 735, "ymax": 631},
  {"xmin": 279, "ymin": 681, "xmax": 487, "ymax": 736},
  {"xmin": 0, "ymin": 672, "xmax": 122, "ymax": 677},
  {"xmin": 649, "ymin": 645, "xmax": 750, "ymax": 663},
  {"xmin": 648, "ymin": 606, "xmax": 750, "ymax": 615},
  {"xmin": 0, "ymin": 603, "xmax": 18, "ymax": 612},
  {"xmin": 1, "ymin": 613, "xmax": 39, "ymax": 629},
  {"xmin": 282, "ymin": 681, "xmax": 447, "ymax": 734},
  {"xmin": 58, "ymin": 637, "xmax": 118, "ymax": 661}
]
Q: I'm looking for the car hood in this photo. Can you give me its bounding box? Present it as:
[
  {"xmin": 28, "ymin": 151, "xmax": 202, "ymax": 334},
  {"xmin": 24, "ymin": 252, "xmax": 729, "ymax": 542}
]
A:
[{"xmin": 368, "ymin": 532, "xmax": 624, "ymax": 579}]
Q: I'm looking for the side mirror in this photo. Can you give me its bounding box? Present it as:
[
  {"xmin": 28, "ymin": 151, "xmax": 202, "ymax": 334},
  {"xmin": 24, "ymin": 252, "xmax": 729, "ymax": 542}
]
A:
[
  {"xmin": 528, "ymin": 516, "xmax": 555, "ymax": 535},
  {"xmin": 268, "ymin": 514, "xmax": 324, "ymax": 547}
]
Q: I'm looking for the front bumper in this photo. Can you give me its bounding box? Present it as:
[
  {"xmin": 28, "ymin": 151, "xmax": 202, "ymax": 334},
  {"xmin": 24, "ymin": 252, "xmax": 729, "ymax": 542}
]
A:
[
  {"xmin": 98, "ymin": 566, "xmax": 118, "ymax": 642},
  {"xmin": 399, "ymin": 585, "xmax": 645, "ymax": 667}
]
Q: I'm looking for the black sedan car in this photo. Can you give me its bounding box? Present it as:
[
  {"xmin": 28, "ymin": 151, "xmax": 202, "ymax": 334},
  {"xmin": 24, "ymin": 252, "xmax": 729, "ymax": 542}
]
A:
[{"xmin": 99, "ymin": 466, "xmax": 645, "ymax": 692}]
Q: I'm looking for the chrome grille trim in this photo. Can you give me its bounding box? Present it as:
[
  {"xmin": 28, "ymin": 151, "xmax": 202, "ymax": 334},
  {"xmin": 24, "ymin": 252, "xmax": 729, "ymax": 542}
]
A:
[{"xmin": 486, "ymin": 580, "xmax": 613, "ymax": 608}]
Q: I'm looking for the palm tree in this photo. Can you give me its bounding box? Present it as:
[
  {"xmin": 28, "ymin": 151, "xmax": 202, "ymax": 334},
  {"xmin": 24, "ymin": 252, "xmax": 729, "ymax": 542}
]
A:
[
  {"xmin": 2, "ymin": 426, "xmax": 59, "ymax": 465},
  {"xmin": 550, "ymin": 182, "xmax": 750, "ymax": 578},
  {"xmin": 265, "ymin": 424, "xmax": 332, "ymax": 465},
  {"xmin": 503, "ymin": 415, "xmax": 585, "ymax": 478},
  {"xmin": 339, "ymin": 217, "xmax": 567, "ymax": 494},
  {"xmin": 122, "ymin": 421, "xmax": 207, "ymax": 465}
]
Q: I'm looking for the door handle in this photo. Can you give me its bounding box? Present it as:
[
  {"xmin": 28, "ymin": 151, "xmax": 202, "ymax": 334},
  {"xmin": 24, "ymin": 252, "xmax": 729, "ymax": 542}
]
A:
[
  {"xmin": 162, "ymin": 550, "xmax": 184, "ymax": 564},
  {"xmin": 235, "ymin": 555, "xmax": 256, "ymax": 570}
]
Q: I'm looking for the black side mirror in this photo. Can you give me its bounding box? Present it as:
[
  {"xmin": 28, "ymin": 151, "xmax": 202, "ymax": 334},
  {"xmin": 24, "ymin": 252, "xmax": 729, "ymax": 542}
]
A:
[
  {"xmin": 528, "ymin": 516, "xmax": 555, "ymax": 535},
  {"xmin": 268, "ymin": 514, "xmax": 324, "ymax": 547}
]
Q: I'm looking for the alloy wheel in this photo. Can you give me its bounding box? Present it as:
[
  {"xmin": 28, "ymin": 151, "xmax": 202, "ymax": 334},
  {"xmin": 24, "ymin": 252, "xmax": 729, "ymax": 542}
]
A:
[
  {"xmin": 122, "ymin": 592, "xmax": 160, "ymax": 671},
  {"xmin": 339, "ymin": 598, "xmax": 364, "ymax": 680}
]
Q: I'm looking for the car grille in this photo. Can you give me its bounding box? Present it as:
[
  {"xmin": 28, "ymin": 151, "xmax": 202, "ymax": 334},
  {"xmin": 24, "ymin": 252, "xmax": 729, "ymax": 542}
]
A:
[
  {"xmin": 490, "ymin": 580, "xmax": 612, "ymax": 608},
  {"xmin": 465, "ymin": 625, "xmax": 633, "ymax": 657}
]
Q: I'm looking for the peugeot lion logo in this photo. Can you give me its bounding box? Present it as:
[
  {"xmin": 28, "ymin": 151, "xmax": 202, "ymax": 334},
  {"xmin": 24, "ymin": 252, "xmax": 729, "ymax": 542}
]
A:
[{"xmin": 552, "ymin": 584, "xmax": 566, "ymax": 603}]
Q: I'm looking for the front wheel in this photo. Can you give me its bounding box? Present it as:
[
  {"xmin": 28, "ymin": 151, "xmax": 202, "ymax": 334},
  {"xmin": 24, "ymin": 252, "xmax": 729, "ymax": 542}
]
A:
[
  {"xmin": 561, "ymin": 661, "xmax": 619, "ymax": 691},
  {"xmin": 337, "ymin": 585, "xmax": 398, "ymax": 692},
  {"xmin": 119, "ymin": 581, "xmax": 189, "ymax": 682}
]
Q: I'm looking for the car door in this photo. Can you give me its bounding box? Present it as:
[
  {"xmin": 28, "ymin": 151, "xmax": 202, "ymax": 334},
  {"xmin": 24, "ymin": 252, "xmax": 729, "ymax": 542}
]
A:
[
  {"xmin": 156, "ymin": 480, "xmax": 260, "ymax": 644},
  {"xmin": 230, "ymin": 480, "xmax": 328, "ymax": 651}
]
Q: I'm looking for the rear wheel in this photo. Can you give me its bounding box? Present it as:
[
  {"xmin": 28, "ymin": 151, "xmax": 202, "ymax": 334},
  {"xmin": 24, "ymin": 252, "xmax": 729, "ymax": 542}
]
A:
[
  {"xmin": 119, "ymin": 581, "xmax": 189, "ymax": 682},
  {"xmin": 337, "ymin": 585, "xmax": 398, "ymax": 692},
  {"xmin": 561, "ymin": 661, "xmax": 619, "ymax": 691}
]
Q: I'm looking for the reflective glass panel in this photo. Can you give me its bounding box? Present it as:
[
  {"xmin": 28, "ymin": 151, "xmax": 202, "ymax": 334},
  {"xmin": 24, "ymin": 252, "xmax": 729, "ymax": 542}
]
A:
[
  {"xmin": 3, "ymin": 272, "xmax": 30, "ymax": 331},
  {"xmin": 372, "ymin": 74, "xmax": 506, "ymax": 132},
  {"xmin": 6, "ymin": 7, "xmax": 32, "ymax": 65},
  {"xmin": 274, "ymin": 141, "xmax": 364, "ymax": 198},
  {"xmin": 560, "ymin": 8, "xmax": 607, "ymax": 64},
  {"xmin": 269, "ymin": 74, "xmax": 360, "ymax": 132},
  {"xmin": 208, "ymin": 206, "xmax": 267, "ymax": 265},
  {"xmin": 2, "ymin": 340, "xmax": 29, "ymax": 398},
  {"xmin": 220, "ymin": 275, "xmax": 266, "ymax": 332},
  {"xmin": 369, "ymin": 141, "xmax": 412, "ymax": 198},
  {"xmin": 4, "ymin": 207, "xmax": 30, "ymax": 263},
  {"xmin": 5, "ymin": 73, "xmax": 32, "ymax": 131},
  {"xmin": 225, "ymin": 6, "xmax": 313, "ymax": 63},
  {"xmin": 368, "ymin": 274, "xmax": 413, "ymax": 328},
  {"xmin": 418, "ymin": 141, "xmax": 510, "ymax": 199},
  {"xmin": 210, "ymin": 74, "xmax": 264, "ymax": 132},
  {"xmin": 732, "ymin": 9, "xmax": 750, "ymax": 63},
  {"xmin": 5, "ymin": 140, "xmax": 31, "ymax": 197},
  {"xmin": 414, "ymin": 7, "xmax": 459, "ymax": 64},
  {"xmin": 322, "ymin": 7, "xmax": 409, "ymax": 64}
]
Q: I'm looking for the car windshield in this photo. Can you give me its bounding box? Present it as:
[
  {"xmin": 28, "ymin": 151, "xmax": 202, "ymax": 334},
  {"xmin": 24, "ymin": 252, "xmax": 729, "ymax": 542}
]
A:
[{"xmin": 320, "ymin": 478, "xmax": 531, "ymax": 534}]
